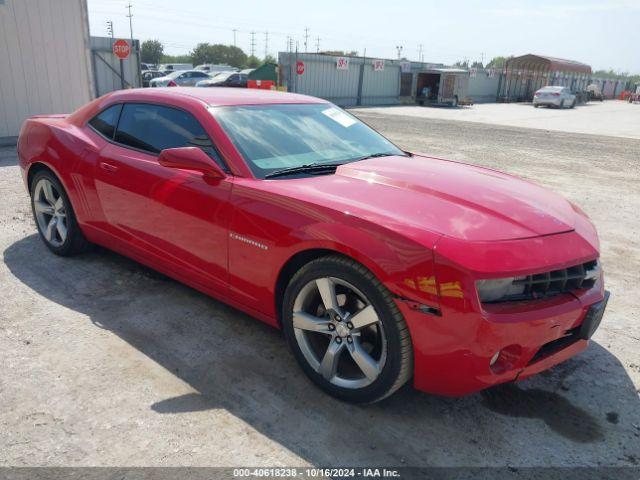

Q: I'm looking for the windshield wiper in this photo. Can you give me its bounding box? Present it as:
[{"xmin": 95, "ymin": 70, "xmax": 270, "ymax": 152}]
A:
[
  {"xmin": 264, "ymin": 162, "xmax": 344, "ymax": 179},
  {"xmin": 353, "ymin": 152, "xmax": 402, "ymax": 162}
]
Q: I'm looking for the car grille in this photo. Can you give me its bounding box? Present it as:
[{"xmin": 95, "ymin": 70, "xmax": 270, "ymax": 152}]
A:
[{"xmin": 506, "ymin": 260, "xmax": 599, "ymax": 302}]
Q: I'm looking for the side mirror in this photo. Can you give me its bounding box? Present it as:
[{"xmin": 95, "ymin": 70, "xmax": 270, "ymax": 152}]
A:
[{"xmin": 158, "ymin": 147, "xmax": 226, "ymax": 179}]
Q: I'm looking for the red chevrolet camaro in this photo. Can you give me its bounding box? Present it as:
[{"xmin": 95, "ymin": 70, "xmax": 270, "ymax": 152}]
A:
[{"xmin": 17, "ymin": 88, "xmax": 608, "ymax": 403}]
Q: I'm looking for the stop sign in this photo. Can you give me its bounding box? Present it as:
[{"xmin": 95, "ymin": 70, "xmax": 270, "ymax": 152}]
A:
[
  {"xmin": 112, "ymin": 39, "xmax": 131, "ymax": 60},
  {"xmin": 296, "ymin": 60, "xmax": 304, "ymax": 75}
]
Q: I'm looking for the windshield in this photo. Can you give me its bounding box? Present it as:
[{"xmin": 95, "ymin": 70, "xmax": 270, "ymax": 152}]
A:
[{"xmin": 212, "ymin": 104, "xmax": 404, "ymax": 179}]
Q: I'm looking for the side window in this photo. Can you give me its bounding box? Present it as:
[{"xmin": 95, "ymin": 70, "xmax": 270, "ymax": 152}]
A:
[
  {"xmin": 114, "ymin": 103, "xmax": 225, "ymax": 169},
  {"xmin": 88, "ymin": 104, "xmax": 122, "ymax": 139}
]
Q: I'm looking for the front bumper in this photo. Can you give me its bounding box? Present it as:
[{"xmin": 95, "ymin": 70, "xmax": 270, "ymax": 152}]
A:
[{"xmin": 397, "ymin": 288, "xmax": 608, "ymax": 396}]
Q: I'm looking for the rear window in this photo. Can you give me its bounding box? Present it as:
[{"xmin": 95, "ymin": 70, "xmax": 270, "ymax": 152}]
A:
[{"xmin": 88, "ymin": 104, "xmax": 122, "ymax": 139}]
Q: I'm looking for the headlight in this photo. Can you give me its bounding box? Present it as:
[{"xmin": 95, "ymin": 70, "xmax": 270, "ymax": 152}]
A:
[{"xmin": 476, "ymin": 277, "xmax": 526, "ymax": 303}]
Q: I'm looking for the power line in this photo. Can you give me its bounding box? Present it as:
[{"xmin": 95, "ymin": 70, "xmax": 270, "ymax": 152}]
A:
[
  {"xmin": 106, "ymin": 20, "xmax": 114, "ymax": 38},
  {"xmin": 315, "ymin": 36, "xmax": 320, "ymax": 53},
  {"xmin": 264, "ymin": 31, "xmax": 269, "ymax": 59},
  {"xmin": 304, "ymin": 27, "xmax": 309, "ymax": 52}
]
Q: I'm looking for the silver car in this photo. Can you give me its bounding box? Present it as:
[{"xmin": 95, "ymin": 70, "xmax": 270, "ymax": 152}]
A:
[
  {"xmin": 149, "ymin": 70, "xmax": 211, "ymax": 87},
  {"xmin": 533, "ymin": 86, "xmax": 576, "ymax": 108}
]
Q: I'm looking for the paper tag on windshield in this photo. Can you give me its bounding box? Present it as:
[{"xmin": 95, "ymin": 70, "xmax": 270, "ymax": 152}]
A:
[{"xmin": 322, "ymin": 107, "xmax": 357, "ymax": 128}]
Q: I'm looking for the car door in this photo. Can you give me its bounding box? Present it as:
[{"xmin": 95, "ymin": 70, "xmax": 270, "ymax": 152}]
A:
[
  {"xmin": 92, "ymin": 102, "xmax": 233, "ymax": 292},
  {"xmin": 189, "ymin": 71, "xmax": 210, "ymax": 86}
]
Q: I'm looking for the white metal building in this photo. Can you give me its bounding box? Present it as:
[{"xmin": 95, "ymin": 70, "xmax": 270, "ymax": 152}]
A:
[{"xmin": 0, "ymin": 0, "xmax": 94, "ymax": 141}]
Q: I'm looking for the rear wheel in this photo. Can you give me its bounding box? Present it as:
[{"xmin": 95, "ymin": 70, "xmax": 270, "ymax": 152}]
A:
[
  {"xmin": 30, "ymin": 170, "xmax": 89, "ymax": 256},
  {"xmin": 282, "ymin": 255, "xmax": 413, "ymax": 403}
]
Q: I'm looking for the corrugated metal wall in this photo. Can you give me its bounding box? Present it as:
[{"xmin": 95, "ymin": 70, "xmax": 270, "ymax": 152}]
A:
[
  {"xmin": 279, "ymin": 53, "xmax": 401, "ymax": 107},
  {"xmin": 468, "ymin": 69, "xmax": 501, "ymax": 103},
  {"xmin": 0, "ymin": 0, "xmax": 94, "ymax": 139},
  {"xmin": 91, "ymin": 36, "xmax": 141, "ymax": 96}
]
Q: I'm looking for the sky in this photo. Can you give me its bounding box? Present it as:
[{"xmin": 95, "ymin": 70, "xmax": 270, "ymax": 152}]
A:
[{"xmin": 87, "ymin": 0, "xmax": 640, "ymax": 73}]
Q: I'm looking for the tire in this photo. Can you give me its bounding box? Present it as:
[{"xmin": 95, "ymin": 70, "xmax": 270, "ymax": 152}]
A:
[
  {"xmin": 533, "ymin": 104, "xmax": 539, "ymax": 108},
  {"xmin": 282, "ymin": 255, "xmax": 413, "ymax": 403},
  {"xmin": 560, "ymin": 100, "xmax": 565, "ymax": 109},
  {"xmin": 570, "ymin": 99, "xmax": 576, "ymax": 109},
  {"xmin": 452, "ymin": 96, "xmax": 458, "ymax": 107},
  {"xmin": 30, "ymin": 170, "xmax": 89, "ymax": 256}
]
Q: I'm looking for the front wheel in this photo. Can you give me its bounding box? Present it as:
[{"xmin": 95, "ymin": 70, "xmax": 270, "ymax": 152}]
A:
[{"xmin": 282, "ymin": 256, "xmax": 413, "ymax": 403}]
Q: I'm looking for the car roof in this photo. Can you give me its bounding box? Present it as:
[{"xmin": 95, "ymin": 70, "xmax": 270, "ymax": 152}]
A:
[{"xmin": 109, "ymin": 87, "xmax": 328, "ymax": 107}]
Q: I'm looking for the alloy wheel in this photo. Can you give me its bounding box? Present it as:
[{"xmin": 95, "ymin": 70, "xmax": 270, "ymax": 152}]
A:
[
  {"xmin": 292, "ymin": 277, "xmax": 387, "ymax": 389},
  {"xmin": 33, "ymin": 178, "xmax": 68, "ymax": 248}
]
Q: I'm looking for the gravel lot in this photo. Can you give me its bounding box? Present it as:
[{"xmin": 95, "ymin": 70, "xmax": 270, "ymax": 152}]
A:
[
  {"xmin": 354, "ymin": 100, "xmax": 640, "ymax": 139},
  {"xmin": 1, "ymin": 109, "xmax": 639, "ymax": 473}
]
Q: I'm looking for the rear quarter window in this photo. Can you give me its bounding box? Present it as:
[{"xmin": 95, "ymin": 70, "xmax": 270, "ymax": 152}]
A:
[{"xmin": 88, "ymin": 104, "xmax": 122, "ymax": 140}]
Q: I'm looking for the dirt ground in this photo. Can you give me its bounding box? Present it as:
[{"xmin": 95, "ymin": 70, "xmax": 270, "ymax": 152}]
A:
[{"xmin": 1, "ymin": 111, "xmax": 639, "ymax": 472}]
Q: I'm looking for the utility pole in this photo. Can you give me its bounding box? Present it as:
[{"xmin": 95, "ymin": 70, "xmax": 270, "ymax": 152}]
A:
[
  {"xmin": 125, "ymin": 2, "xmax": 140, "ymax": 89},
  {"xmin": 264, "ymin": 31, "xmax": 269, "ymax": 59},
  {"xmin": 303, "ymin": 27, "xmax": 309, "ymax": 52},
  {"xmin": 106, "ymin": 20, "xmax": 114, "ymax": 38},
  {"xmin": 418, "ymin": 44, "xmax": 423, "ymax": 63},
  {"xmin": 315, "ymin": 36, "xmax": 320, "ymax": 53},
  {"xmin": 232, "ymin": 29, "xmax": 237, "ymax": 47},
  {"xmin": 250, "ymin": 31, "xmax": 256, "ymax": 57},
  {"xmin": 396, "ymin": 45, "xmax": 403, "ymax": 59},
  {"xmin": 480, "ymin": 52, "xmax": 485, "ymax": 67},
  {"xmin": 125, "ymin": 2, "xmax": 133, "ymax": 44}
]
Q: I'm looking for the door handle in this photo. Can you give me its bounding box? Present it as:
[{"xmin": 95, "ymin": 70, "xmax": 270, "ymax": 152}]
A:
[{"xmin": 99, "ymin": 162, "xmax": 119, "ymax": 173}]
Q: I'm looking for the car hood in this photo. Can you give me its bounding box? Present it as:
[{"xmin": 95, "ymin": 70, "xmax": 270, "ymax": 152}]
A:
[{"xmin": 269, "ymin": 155, "xmax": 578, "ymax": 242}]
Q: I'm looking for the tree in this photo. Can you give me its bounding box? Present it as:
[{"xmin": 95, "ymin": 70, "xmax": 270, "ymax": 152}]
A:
[
  {"xmin": 263, "ymin": 54, "xmax": 277, "ymax": 65},
  {"xmin": 471, "ymin": 61, "xmax": 484, "ymax": 69},
  {"xmin": 245, "ymin": 55, "xmax": 261, "ymax": 68},
  {"xmin": 486, "ymin": 56, "xmax": 513, "ymax": 69},
  {"xmin": 140, "ymin": 39, "xmax": 164, "ymax": 65},
  {"xmin": 160, "ymin": 54, "xmax": 192, "ymax": 64},
  {"xmin": 189, "ymin": 43, "xmax": 247, "ymax": 68},
  {"xmin": 453, "ymin": 60, "xmax": 469, "ymax": 68}
]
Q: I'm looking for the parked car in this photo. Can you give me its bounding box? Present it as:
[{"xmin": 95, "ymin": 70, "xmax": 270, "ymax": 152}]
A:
[
  {"xmin": 141, "ymin": 70, "xmax": 165, "ymax": 88},
  {"xmin": 157, "ymin": 63, "xmax": 193, "ymax": 72},
  {"xmin": 17, "ymin": 88, "xmax": 608, "ymax": 403},
  {"xmin": 149, "ymin": 70, "xmax": 211, "ymax": 87},
  {"xmin": 195, "ymin": 72, "xmax": 248, "ymax": 88},
  {"xmin": 194, "ymin": 64, "xmax": 237, "ymax": 74},
  {"xmin": 587, "ymin": 84, "xmax": 604, "ymax": 101},
  {"xmin": 533, "ymin": 86, "xmax": 576, "ymax": 108}
]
